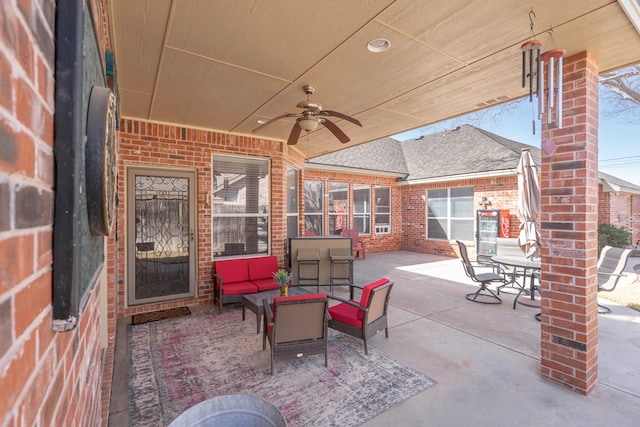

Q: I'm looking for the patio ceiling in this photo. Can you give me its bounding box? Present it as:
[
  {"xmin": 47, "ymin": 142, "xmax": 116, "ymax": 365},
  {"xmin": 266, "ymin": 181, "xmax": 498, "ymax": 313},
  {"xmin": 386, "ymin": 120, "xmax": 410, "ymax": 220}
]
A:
[{"xmin": 108, "ymin": 0, "xmax": 640, "ymax": 159}]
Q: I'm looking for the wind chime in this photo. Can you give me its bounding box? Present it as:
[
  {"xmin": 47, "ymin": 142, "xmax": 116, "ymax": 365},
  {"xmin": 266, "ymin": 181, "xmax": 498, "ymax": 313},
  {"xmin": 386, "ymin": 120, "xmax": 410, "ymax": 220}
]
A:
[{"xmin": 520, "ymin": 10, "xmax": 565, "ymax": 134}]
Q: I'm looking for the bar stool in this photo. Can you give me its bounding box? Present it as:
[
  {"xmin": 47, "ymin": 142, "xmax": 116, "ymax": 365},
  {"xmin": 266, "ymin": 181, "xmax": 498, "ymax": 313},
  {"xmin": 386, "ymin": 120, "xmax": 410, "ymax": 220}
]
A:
[
  {"xmin": 329, "ymin": 247, "xmax": 354, "ymax": 294},
  {"xmin": 297, "ymin": 248, "xmax": 320, "ymax": 291}
]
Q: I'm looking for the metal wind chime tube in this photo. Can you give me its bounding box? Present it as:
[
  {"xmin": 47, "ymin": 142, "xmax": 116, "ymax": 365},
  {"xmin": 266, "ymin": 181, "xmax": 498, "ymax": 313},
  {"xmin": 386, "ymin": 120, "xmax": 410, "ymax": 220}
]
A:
[
  {"xmin": 540, "ymin": 48, "xmax": 566, "ymax": 129},
  {"xmin": 521, "ymin": 39, "xmax": 542, "ymax": 133}
]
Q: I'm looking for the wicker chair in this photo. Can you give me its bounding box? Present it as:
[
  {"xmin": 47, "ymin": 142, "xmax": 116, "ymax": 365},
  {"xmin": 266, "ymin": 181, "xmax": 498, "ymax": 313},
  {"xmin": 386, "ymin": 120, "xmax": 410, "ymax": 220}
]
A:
[
  {"xmin": 456, "ymin": 240, "xmax": 506, "ymax": 304},
  {"xmin": 327, "ymin": 278, "xmax": 393, "ymax": 355},
  {"xmin": 262, "ymin": 293, "xmax": 328, "ymax": 374}
]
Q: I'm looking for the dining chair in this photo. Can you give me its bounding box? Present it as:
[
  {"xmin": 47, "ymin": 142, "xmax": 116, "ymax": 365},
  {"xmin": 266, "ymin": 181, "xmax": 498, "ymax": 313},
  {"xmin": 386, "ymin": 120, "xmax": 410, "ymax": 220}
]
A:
[
  {"xmin": 262, "ymin": 293, "xmax": 328, "ymax": 374},
  {"xmin": 327, "ymin": 278, "xmax": 393, "ymax": 355},
  {"xmin": 456, "ymin": 240, "xmax": 507, "ymax": 304}
]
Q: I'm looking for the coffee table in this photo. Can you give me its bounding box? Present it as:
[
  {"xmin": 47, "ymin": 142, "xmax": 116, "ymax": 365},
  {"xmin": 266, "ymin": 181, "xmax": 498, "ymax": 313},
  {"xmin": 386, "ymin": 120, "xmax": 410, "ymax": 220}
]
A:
[{"xmin": 242, "ymin": 287, "xmax": 308, "ymax": 333}]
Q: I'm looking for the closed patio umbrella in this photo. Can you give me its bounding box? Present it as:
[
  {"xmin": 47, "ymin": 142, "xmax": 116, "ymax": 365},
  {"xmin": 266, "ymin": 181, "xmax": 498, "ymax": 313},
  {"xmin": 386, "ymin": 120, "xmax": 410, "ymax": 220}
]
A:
[{"xmin": 517, "ymin": 148, "xmax": 541, "ymax": 258}]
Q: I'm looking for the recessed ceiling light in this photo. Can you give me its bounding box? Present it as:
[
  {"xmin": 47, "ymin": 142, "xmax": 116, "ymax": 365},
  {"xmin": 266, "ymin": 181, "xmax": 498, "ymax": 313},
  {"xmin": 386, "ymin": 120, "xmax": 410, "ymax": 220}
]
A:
[
  {"xmin": 366, "ymin": 38, "xmax": 390, "ymax": 53},
  {"xmin": 257, "ymin": 119, "xmax": 267, "ymax": 124}
]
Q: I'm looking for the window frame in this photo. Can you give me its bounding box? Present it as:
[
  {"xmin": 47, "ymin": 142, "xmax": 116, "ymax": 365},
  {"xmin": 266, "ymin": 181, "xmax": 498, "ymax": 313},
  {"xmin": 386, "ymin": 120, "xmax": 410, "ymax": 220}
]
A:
[
  {"xmin": 427, "ymin": 187, "xmax": 475, "ymax": 241},
  {"xmin": 353, "ymin": 184, "xmax": 371, "ymax": 234},
  {"xmin": 328, "ymin": 182, "xmax": 349, "ymax": 235},
  {"xmin": 210, "ymin": 154, "xmax": 270, "ymax": 258},
  {"xmin": 286, "ymin": 165, "xmax": 299, "ymax": 240},
  {"xmin": 374, "ymin": 185, "xmax": 391, "ymax": 234},
  {"xmin": 304, "ymin": 180, "xmax": 324, "ymax": 236}
]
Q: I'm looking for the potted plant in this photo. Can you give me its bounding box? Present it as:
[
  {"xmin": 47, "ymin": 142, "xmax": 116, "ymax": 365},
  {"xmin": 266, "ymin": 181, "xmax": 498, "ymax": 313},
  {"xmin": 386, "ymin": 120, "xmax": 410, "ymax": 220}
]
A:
[{"xmin": 273, "ymin": 269, "xmax": 292, "ymax": 297}]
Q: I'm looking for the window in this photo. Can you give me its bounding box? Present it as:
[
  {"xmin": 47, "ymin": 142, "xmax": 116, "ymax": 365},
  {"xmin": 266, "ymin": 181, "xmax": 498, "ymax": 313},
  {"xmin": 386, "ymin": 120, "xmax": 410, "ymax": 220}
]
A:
[
  {"xmin": 374, "ymin": 186, "xmax": 391, "ymax": 234},
  {"xmin": 427, "ymin": 187, "xmax": 474, "ymax": 240},
  {"xmin": 211, "ymin": 155, "xmax": 269, "ymax": 258},
  {"xmin": 329, "ymin": 182, "xmax": 348, "ymax": 235},
  {"xmin": 304, "ymin": 181, "xmax": 324, "ymax": 236},
  {"xmin": 353, "ymin": 185, "xmax": 371, "ymax": 234},
  {"xmin": 286, "ymin": 166, "xmax": 299, "ymax": 240}
]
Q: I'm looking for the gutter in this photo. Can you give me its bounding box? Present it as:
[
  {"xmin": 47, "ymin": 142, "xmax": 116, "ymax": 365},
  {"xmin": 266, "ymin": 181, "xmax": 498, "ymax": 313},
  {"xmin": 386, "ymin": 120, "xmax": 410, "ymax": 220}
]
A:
[
  {"xmin": 619, "ymin": 0, "xmax": 640, "ymax": 35},
  {"xmin": 397, "ymin": 168, "xmax": 517, "ymax": 185},
  {"xmin": 304, "ymin": 162, "xmax": 407, "ymax": 179}
]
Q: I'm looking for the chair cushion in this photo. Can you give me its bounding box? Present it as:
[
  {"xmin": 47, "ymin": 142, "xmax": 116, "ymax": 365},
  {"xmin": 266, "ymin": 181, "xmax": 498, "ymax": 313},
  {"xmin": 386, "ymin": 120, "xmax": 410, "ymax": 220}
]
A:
[
  {"xmin": 358, "ymin": 278, "xmax": 390, "ymax": 320},
  {"xmin": 222, "ymin": 281, "xmax": 258, "ymax": 295},
  {"xmin": 252, "ymin": 278, "xmax": 280, "ymax": 291},
  {"xmin": 248, "ymin": 255, "xmax": 278, "ymax": 281},
  {"xmin": 328, "ymin": 302, "xmax": 362, "ymax": 328},
  {"xmin": 273, "ymin": 293, "xmax": 326, "ymax": 318},
  {"xmin": 215, "ymin": 259, "xmax": 249, "ymax": 283}
]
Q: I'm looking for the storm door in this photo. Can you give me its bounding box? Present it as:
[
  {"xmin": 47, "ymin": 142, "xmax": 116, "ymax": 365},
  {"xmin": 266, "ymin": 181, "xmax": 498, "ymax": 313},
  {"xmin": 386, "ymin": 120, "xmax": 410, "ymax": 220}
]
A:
[{"xmin": 127, "ymin": 167, "xmax": 197, "ymax": 305}]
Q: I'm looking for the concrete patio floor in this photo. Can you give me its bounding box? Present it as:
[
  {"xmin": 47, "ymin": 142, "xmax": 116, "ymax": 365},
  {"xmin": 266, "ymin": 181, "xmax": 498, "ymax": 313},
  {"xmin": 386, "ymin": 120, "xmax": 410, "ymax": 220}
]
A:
[{"xmin": 109, "ymin": 250, "xmax": 640, "ymax": 426}]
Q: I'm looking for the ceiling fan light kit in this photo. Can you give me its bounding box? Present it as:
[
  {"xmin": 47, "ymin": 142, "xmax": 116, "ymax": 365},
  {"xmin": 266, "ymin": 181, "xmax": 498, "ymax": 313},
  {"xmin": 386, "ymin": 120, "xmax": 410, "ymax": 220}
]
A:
[
  {"xmin": 252, "ymin": 85, "xmax": 362, "ymax": 146},
  {"xmin": 298, "ymin": 117, "xmax": 319, "ymax": 132}
]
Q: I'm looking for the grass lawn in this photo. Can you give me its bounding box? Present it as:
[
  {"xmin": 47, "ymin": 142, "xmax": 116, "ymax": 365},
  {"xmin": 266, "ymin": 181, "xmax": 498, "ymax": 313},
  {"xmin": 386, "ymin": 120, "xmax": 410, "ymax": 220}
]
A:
[{"xmin": 599, "ymin": 280, "xmax": 640, "ymax": 312}]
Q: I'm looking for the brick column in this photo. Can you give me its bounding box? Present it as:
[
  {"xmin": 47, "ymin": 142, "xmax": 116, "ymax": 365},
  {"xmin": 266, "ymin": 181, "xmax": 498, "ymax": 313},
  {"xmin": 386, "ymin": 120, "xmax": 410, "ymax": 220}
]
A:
[{"xmin": 539, "ymin": 51, "xmax": 600, "ymax": 394}]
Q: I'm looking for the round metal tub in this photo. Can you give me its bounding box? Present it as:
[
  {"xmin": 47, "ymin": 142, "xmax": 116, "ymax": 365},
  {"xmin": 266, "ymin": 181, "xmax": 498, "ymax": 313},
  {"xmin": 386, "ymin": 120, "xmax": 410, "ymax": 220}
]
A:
[{"xmin": 168, "ymin": 394, "xmax": 287, "ymax": 427}]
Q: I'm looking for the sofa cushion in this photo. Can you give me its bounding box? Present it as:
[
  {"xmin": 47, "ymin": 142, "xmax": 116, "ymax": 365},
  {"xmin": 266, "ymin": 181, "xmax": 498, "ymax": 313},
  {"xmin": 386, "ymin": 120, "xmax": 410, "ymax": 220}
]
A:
[
  {"xmin": 248, "ymin": 255, "xmax": 279, "ymax": 281},
  {"xmin": 252, "ymin": 278, "xmax": 281, "ymax": 292},
  {"xmin": 222, "ymin": 281, "xmax": 258, "ymax": 295},
  {"xmin": 358, "ymin": 278, "xmax": 390, "ymax": 320},
  {"xmin": 215, "ymin": 258, "xmax": 250, "ymax": 284},
  {"xmin": 328, "ymin": 302, "xmax": 362, "ymax": 328}
]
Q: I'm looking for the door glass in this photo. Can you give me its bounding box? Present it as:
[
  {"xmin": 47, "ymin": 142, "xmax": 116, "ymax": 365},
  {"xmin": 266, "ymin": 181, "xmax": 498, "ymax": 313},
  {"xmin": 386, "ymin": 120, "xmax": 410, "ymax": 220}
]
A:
[{"xmin": 129, "ymin": 171, "xmax": 196, "ymax": 305}]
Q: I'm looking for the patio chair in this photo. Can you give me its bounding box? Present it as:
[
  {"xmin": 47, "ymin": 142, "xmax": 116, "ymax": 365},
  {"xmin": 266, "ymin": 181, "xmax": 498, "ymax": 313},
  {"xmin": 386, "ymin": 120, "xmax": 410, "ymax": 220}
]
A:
[
  {"xmin": 262, "ymin": 293, "xmax": 328, "ymax": 374},
  {"xmin": 327, "ymin": 278, "xmax": 393, "ymax": 355},
  {"xmin": 597, "ymin": 246, "xmax": 632, "ymax": 314},
  {"xmin": 456, "ymin": 240, "xmax": 507, "ymax": 304},
  {"xmin": 341, "ymin": 229, "xmax": 366, "ymax": 259}
]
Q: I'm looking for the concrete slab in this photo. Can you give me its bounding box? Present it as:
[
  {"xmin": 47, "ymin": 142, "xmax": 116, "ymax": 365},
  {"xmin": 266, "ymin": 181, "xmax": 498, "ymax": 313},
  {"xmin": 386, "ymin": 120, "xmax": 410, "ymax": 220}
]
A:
[{"xmin": 110, "ymin": 250, "xmax": 640, "ymax": 426}]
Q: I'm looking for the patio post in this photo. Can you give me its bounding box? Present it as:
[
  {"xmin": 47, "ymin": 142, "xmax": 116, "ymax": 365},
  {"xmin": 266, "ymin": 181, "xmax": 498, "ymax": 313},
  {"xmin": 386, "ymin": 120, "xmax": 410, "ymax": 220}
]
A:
[{"xmin": 539, "ymin": 51, "xmax": 600, "ymax": 395}]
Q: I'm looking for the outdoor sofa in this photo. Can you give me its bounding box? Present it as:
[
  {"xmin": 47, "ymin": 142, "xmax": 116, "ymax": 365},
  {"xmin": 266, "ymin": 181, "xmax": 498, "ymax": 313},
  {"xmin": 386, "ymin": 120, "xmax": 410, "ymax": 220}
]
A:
[{"xmin": 213, "ymin": 255, "xmax": 281, "ymax": 313}]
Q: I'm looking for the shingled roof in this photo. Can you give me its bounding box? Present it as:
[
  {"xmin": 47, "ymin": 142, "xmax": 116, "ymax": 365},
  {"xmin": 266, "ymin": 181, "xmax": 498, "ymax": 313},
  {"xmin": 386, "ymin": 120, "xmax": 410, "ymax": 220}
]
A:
[
  {"xmin": 599, "ymin": 171, "xmax": 640, "ymax": 194},
  {"xmin": 307, "ymin": 124, "xmax": 640, "ymax": 195},
  {"xmin": 307, "ymin": 124, "xmax": 537, "ymax": 182},
  {"xmin": 306, "ymin": 137, "xmax": 408, "ymax": 176}
]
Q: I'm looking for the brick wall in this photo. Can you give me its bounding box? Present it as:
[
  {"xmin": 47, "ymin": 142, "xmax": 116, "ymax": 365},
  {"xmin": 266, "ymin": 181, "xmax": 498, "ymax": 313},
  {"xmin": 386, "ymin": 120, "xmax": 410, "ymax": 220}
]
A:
[
  {"xmin": 539, "ymin": 51, "xmax": 600, "ymax": 395},
  {"xmin": 401, "ymin": 176, "xmax": 520, "ymax": 257},
  {"xmin": 632, "ymin": 195, "xmax": 640, "ymax": 245},
  {"xmin": 598, "ymin": 187, "xmax": 611, "ymax": 223},
  {"xmin": 112, "ymin": 119, "xmax": 302, "ymax": 317},
  {"xmin": 0, "ymin": 0, "xmax": 103, "ymax": 425}
]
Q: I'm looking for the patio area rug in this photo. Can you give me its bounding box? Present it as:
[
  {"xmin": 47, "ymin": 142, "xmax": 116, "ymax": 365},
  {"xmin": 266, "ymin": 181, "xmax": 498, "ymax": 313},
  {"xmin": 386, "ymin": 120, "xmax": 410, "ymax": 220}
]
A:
[{"xmin": 128, "ymin": 308, "xmax": 436, "ymax": 426}]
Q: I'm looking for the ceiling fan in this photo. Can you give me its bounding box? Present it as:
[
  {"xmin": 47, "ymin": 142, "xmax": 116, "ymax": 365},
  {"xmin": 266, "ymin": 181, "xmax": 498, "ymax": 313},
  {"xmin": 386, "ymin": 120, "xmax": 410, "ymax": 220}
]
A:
[{"xmin": 252, "ymin": 85, "xmax": 362, "ymax": 145}]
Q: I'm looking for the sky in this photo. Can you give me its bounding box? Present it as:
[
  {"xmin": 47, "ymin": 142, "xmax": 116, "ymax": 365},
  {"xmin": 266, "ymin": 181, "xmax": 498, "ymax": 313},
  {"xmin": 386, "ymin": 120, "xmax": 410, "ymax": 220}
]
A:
[{"xmin": 392, "ymin": 91, "xmax": 640, "ymax": 187}]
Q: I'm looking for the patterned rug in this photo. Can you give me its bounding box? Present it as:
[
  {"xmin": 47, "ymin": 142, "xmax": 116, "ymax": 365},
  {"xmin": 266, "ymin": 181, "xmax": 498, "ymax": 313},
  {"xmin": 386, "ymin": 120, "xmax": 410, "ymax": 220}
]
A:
[
  {"xmin": 128, "ymin": 308, "xmax": 436, "ymax": 426},
  {"xmin": 131, "ymin": 306, "xmax": 191, "ymax": 325}
]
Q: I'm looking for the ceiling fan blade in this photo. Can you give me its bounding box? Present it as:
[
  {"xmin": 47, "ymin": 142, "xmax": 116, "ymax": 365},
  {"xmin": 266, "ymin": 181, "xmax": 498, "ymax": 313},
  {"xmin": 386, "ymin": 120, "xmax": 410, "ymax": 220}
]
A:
[
  {"xmin": 287, "ymin": 122, "xmax": 303, "ymax": 145},
  {"xmin": 322, "ymin": 110, "xmax": 362, "ymax": 127},
  {"xmin": 252, "ymin": 114, "xmax": 298, "ymax": 132},
  {"xmin": 322, "ymin": 118, "xmax": 350, "ymax": 144}
]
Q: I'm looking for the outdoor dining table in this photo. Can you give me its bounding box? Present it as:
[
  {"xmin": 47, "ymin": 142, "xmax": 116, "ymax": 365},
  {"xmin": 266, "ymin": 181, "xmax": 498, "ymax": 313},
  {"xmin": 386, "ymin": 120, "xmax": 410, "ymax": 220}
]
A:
[{"xmin": 491, "ymin": 255, "xmax": 541, "ymax": 309}]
